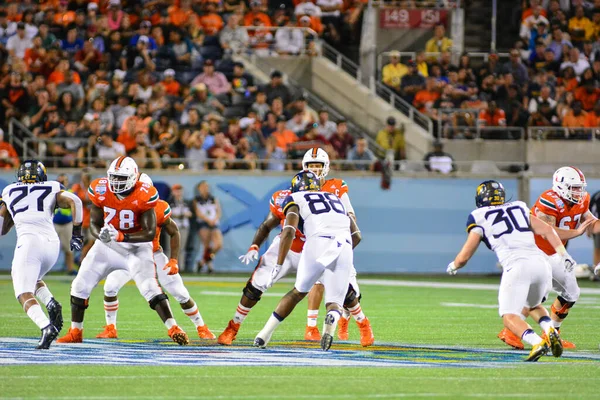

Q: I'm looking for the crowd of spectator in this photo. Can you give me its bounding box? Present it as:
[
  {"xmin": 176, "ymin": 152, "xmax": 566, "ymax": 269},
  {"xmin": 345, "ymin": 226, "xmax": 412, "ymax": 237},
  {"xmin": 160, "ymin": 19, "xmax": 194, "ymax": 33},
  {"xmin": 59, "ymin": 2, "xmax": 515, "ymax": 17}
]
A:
[
  {"xmin": 381, "ymin": 0, "xmax": 600, "ymax": 140},
  {"xmin": 0, "ymin": 0, "xmax": 374, "ymax": 170}
]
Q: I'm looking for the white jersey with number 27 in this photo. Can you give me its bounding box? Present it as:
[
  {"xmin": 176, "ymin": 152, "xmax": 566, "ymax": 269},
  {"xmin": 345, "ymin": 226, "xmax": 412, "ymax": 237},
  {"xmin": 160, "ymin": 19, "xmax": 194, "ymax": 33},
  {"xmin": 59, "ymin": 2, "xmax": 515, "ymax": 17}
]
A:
[
  {"xmin": 467, "ymin": 200, "xmax": 541, "ymax": 266},
  {"xmin": 282, "ymin": 191, "xmax": 351, "ymax": 241},
  {"xmin": 2, "ymin": 181, "xmax": 62, "ymax": 239}
]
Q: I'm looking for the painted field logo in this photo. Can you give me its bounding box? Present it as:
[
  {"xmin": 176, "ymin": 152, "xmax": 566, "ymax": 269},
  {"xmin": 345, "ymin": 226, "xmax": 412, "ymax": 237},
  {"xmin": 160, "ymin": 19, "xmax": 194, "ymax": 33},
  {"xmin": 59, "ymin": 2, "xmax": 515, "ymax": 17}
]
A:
[{"xmin": 1, "ymin": 338, "xmax": 599, "ymax": 367}]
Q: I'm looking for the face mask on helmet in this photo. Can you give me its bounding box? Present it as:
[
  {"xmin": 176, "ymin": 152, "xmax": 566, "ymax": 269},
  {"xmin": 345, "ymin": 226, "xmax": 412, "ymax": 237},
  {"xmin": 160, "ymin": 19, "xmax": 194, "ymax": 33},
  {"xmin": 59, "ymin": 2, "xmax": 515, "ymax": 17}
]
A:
[
  {"xmin": 108, "ymin": 172, "xmax": 136, "ymax": 194},
  {"xmin": 553, "ymin": 167, "xmax": 587, "ymax": 205},
  {"xmin": 302, "ymin": 148, "xmax": 330, "ymax": 179}
]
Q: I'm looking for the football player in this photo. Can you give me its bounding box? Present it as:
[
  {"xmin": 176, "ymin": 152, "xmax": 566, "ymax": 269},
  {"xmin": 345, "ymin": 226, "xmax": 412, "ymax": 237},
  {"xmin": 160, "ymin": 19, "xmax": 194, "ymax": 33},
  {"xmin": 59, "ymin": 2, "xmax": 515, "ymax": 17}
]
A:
[
  {"xmin": 58, "ymin": 157, "xmax": 189, "ymax": 345},
  {"xmin": 217, "ymin": 185, "xmax": 307, "ymax": 345},
  {"xmin": 254, "ymin": 171, "xmax": 360, "ymax": 351},
  {"xmin": 498, "ymin": 167, "xmax": 598, "ymax": 350},
  {"xmin": 96, "ymin": 173, "xmax": 214, "ymax": 340},
  {"xmin": 447, "ymin": 180, "xmax": 585, "ymax": 361},
  {"xmin": 302, "ymin": 148, "xmax": 374, "ymax": 346},
  {"xmin": 1, "ymin": 160, "xmax": 84, "ymax": 349}
]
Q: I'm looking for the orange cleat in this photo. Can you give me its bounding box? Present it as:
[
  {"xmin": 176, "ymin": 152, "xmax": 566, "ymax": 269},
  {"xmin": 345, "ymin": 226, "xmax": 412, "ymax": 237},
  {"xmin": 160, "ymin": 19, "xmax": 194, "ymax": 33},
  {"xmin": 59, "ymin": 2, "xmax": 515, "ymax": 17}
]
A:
[
  {"xmin": 357, "ymin": 318, "xmax": 375, "ymax": 347},
  {"xmin": 96, "ymin": 325, "xmax": 118, "ymax": 339},
  {"xmin": 338, "ymin": 317, "xmax": 349, "ymax": 340},
  {"xmin": 498, "ymin": 328, "xmax": 524, "ymax": 350},
  {"xmin": 305, "ymin": 326, "xmax": 321, "ymax": 341},
  {"xmin": 197, "ymin": 325, "xmax": 216, "ymax": 340},
  {"xmin": 217, "ymin": 320, "xmax": 240, "ymax": 345},
  {"xmin": 168, "ymin": 325, "xmax": 189, "ymax": 345},
  {"xmin": 57, "ymin": 327, "xmax": 83, "ymax": 343}
]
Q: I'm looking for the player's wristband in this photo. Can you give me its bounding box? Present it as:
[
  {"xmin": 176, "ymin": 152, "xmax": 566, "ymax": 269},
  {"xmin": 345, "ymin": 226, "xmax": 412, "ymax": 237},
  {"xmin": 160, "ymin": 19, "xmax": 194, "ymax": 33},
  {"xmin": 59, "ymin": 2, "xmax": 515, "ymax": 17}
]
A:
[
  {"xmin": 72, "ymin": 224, "xmax": 82, "ymax": 237},
  {"xmin": 249, "ymin": 244, "xmax": 259, "ymax": 251}
]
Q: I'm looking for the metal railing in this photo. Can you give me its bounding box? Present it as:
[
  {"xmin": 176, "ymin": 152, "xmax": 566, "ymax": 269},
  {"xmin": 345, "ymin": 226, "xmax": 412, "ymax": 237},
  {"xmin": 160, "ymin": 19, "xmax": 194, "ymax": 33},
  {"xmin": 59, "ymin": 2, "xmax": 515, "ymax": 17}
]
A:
[
  {"xmin": 527, "ymin": 127, "xmax": 600, "ymax": 141},
  {"xmin": 440, "ymin": 126, "xmax": 525, "ymax": 140},
  {"xmin": 372, "ymin": 0, "xmax": 461, "ymax": 8},
  {"xmin": 377, "ymin": 51, "xmax": 510, "ymax": 76},
  {"xmin": 8, "ymin": 118, "xmax": 37, "ymax": 157},
  {"xmin": 239, "ymin": 27, "xmax": 321, "ymax": 57},
  {"xmin": 320, "ymin": 42, "xmax": 434, "ymax": 135}
]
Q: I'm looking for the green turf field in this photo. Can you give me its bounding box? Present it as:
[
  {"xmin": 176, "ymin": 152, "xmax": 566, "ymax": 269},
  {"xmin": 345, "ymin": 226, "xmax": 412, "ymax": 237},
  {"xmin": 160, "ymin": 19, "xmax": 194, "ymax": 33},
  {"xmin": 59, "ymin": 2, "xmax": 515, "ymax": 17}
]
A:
[{"xmin": 2, "ymin": 274, "xmax": 600, "ymax": 399}]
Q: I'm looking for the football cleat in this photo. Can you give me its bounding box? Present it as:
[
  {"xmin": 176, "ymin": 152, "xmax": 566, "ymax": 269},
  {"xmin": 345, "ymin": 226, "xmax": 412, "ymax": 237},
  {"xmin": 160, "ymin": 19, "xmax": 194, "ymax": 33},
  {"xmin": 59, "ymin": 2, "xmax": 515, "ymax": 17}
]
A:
[
  {"xmin": 197, "ymin": 325, "xmax": 216, "ymax": 340},
  {"xmin": 525, "ymin": 341, "xmax": 549, "ymax": 362},
  {"xmin": 96, "ymin": 324, "xmax": 118, "ymax": 339},
  {"xmin": 357, "ymin": 318, "xmax": 375, "ymax": 347},
  {"xmin": 168, "ymin": 325, "xmax": 189, "ymax": 345},
  {"xmin": 337, "ymin": 317, "xmax": 349, "ymax": 340},
  {"xmin": 217, "ymin": 320, "xmax": 240, "ymax": 345},
  {"xmin": 57, "ymin": 327, "xmax": 83, "ymax": 343},
  {"xmin": 542, "ymin": 330, "xmax": 575, "ymax": 350},
  {"xmin": 46, "ymin": 298, "xmax": 63, "ymax": 333},
  {"xmin": 321, "ymin": 333, "xmax": 333, "ymax": 351},
  {"xmin": 36, "ymin": 324, "xmax": 59, "ymax": 349},
  {"xmin": 546, "ymin": 327, "xmax": 563, "ymax": 358},
  {"xmin": 497, "ymin": 328, "xmax": 524, "ymax": 350},
  {"xmin": 253, "ymin": 337, "xmax": 267, "ymax": 349},
  {"xmin": 304, "ymin": 326, "xmax": 321, "ymax": 341}
]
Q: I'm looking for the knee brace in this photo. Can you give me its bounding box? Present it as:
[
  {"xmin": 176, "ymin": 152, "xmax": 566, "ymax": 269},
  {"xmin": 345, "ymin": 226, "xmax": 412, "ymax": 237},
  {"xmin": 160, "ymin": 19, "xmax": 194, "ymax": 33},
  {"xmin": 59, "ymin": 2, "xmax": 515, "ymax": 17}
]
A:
[
  {"xmin": 551, "ymin": 296, "xmax": 576, "ymax": 319},
  {"xmin": 343, "ymin": 285, "xmax": 357, "ymax": 308},
  {"xmin": 243, "ymin": 282, "xmax": 263, "ymax": 302},
  {"xmin": 148, "ymin": 293, "xmax": 169, "ymax": 310},
  {"xmin": 71, "ymin": 295, "xmax": 89, "ymax": 310}
]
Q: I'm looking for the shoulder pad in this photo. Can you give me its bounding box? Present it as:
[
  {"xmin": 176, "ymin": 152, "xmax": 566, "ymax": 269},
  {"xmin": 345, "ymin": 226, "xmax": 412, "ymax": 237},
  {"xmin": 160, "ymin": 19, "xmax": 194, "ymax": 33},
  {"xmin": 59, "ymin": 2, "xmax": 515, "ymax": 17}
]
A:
[{"xmin": 282, "ymin": 195, "xmax": 297, "ymax": 215}]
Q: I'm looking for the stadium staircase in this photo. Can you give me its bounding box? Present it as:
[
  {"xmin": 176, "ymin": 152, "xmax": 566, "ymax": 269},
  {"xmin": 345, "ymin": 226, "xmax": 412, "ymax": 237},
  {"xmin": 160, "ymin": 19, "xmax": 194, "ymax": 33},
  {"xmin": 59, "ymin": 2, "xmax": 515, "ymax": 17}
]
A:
[{"xmin": 238, "ymin": 46, "xmax": 435, "ymax": 161}]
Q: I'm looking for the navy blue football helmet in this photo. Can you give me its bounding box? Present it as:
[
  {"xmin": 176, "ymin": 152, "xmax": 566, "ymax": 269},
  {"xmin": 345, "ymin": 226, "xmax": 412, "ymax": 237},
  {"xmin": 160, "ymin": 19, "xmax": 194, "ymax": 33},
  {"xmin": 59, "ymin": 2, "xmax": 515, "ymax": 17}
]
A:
[
  {"xmin": 17, "ymin": 160, "xmax": 47, "ymax": 184},
  {"xmin": 291, "ymin": 170, "xmax": 321, "ymax": 193},
  {"xmin": 475, "ymin": 180, "xmax": 505, "ymax": 208}
]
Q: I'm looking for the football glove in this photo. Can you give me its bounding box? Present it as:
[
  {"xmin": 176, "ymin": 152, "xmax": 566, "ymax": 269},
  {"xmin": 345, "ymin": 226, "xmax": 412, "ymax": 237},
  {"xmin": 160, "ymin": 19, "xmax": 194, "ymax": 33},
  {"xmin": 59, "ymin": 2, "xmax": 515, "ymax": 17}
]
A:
[
  {"xmin": 100, "ymin": 224, "xmax": 124, "ymax": 243},
  {"xmin": 239, "ymin": 245, "xmax": 259, "ymax": 265},
  {"xmin": 163, "ymin": 259, "xmax": 179, "ymax": 275},
  {"xmin": 563, "ymin": 253, "xmax": 575, "ymax": 273},
  {"xmin": 99, "ymin": 225, "xmax": 112, "ymax": 243},
  {"xmin": 446, "ymin": 261, "xmax": 458, "ymax": 275},
  {"xmin": 267, "ymin": 264, "xmax": 282, "ymax": 287},
  {"xmin": 70, "ymin": 224, "xmax": 84, "ymax": 251},
  {"xmin": 594, "ymin": 263, "xmax": 600, "ymax": 277}
]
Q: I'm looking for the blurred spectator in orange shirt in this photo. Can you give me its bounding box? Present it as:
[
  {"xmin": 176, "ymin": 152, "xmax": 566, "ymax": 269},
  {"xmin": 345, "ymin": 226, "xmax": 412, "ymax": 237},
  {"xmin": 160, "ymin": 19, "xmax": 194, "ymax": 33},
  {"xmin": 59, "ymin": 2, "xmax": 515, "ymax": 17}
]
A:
[
  {"xmin": 298, "ymin": 14, "xmax": 323, "ymax": 36},
  {"xmin": 478, "ymin": 101, "xmax": 507, "ymax": 126},
  {"xmin": 413, "ymin": 77, "xmax": 440, "ymax": 114},
  {"xmin": 574, "ymin": 80, "xmax": 600, "ymax": 112},
  {"xmin": 244, "ymin": 0, "xmax": 272, "ymax": 27},
  {"xmin": 47, "ymin": 59, "xmax": 82, "ymax": 85},
  {"xmin": 118, "ymin": 103, "xmax": 152, "ymax": 152},
  {"xmin": 521, "ymin": 0, "xmax": 547, "ymax": 22},
  {"xmin": 200, "ymin": 3, "xmax": 225, "ymax": 35},
  {"xmin": 584, "ymin": 100, "xmax": 600, "ymax": 128},
  {"xmin": 562, "ymin": 101, "xmax": 587, "ymax": 128},
  {"xmin": 169, "ymin": 0, "xmax": 199, "ymax": 27},
  {"xmin": 24, "ymin": 36, "xmax": 46, "ymax": 74},
  {"xmin": 0, "ymin": 128, "xmax": 19, "ymax": 169},
  {"xmin": 161, "ymin": 69, "xmax": 181, "ymax": 96},
  {"xmin": 272, "ymin": 115, "xmax": 299, "ymax": 151},
  {"xmin": 53, "ymin": 1, "xmax": 76, "ymax": 27}
]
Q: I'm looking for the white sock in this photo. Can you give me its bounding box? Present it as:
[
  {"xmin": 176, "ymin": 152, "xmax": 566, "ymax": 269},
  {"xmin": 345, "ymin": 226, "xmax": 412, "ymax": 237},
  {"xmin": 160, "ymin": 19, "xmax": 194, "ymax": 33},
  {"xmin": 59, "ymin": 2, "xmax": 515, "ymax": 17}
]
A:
[
  {"xmin": 538, "ymin": 316, "xmax": 553, "ymax": 335},
  {"xmin": 104, "ymin": 300, "xmax": 119, "ymax": 327},
  {"xmin": 348, "ymin": 304, "xmax": 366, "ymax": 323},
  {"xmin": 521, "ymin": 329, "xmax": 543, "ymax": 346},
  {"xmin": 183, "ymin": 304, "xmax": 205, "ymax": 327},
  {"xmin": 27, "ymin": 304, "xmax": 50, "ymax": 329},
  {"xmin": 34, "ymin": 286, "xmax": 54, "ymax": 307},
  {"xmin": 233, "ymin": 303, "xmax": 252, "ymax": 325},
  {"xmin": 164, "ymin": 318, "xmax": 176, "ymax": 329},
  {"xmin": 71, "ymin": 322, "xmax": 83, "ymax": 330},
  {"xmin": 307, "ymin": 309, "xmax": 319, "ymax": 327},
  {"xmin": 342, "ymin": 309, "xmax": 350, "ymax": 320},
  {"xmin": 552, "ymin": 320, "xmax": 561, "ymax": 330},
  {"xmin": 257, "ymin": 312, "xmax": 283, "ymax": 344},
  {"xmin": 323, "ymin": 309, "xmax": 342, "ymax": 337}
]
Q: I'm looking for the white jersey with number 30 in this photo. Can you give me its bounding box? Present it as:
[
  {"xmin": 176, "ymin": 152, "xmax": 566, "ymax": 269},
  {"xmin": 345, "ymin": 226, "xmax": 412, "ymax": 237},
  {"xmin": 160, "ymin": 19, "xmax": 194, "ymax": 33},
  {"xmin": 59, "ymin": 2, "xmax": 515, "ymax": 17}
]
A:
[
  {"xmin": 282, "ymin": 191, "xmax": 351, "ymax": 240},
  {"xmin": 2, "ymin": 181, "xmax": 62, "ymax": 239},
  {"xmin": 467, "ymin": 201, "xmax": 541, "ymax": 266}
]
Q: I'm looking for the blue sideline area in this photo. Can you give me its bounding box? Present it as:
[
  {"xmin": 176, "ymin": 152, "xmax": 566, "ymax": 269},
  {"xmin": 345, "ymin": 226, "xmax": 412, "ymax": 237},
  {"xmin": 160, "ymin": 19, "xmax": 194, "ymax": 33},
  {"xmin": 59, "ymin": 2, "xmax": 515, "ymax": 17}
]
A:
[{"xmin": 0, "ymin": 173, "xmax": 596, "ymax": 274}]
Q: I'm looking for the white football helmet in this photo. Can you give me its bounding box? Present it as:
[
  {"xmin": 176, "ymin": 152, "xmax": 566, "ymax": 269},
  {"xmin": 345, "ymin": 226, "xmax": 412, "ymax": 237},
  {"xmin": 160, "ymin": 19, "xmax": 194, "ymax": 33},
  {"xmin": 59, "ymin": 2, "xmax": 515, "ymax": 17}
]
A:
[
  {"xmin": 107, "ymin": 156, "xmax": 139, "ymax": 194},
  {"xmin": 552, "ymin": 166, "xmax": 587, "ymax": 204},
  {"xmin": 302, "ymin": 148, "xmax": 330, "ymax": 179},
  {"xmin": 138, "ymin": 172, "xmax": 153, "ymax": 186}
]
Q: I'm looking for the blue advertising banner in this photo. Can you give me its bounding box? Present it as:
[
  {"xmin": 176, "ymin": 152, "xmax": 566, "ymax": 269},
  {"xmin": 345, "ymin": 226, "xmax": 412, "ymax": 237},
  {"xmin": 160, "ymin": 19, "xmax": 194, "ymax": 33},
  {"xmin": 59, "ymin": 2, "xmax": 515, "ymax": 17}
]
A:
[{"xmin": 0, "ymin": 172, "xmax": 519, "ymax": 274}]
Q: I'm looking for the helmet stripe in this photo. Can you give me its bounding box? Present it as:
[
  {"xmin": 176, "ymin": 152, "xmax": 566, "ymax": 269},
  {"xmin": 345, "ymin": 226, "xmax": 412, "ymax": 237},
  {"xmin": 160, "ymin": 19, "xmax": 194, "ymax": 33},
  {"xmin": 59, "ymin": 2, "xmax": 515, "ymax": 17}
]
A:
[
  {"xmin": 569, "ymin": 166, "xmax": 585, "ymax": 182},
  {"xmin": 312, "ymin": 147, "xmax": 318, "ymax": 157},
  {"xmin": 115, "ymin": 156, "xmax": 126, "ymax": 168}
]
